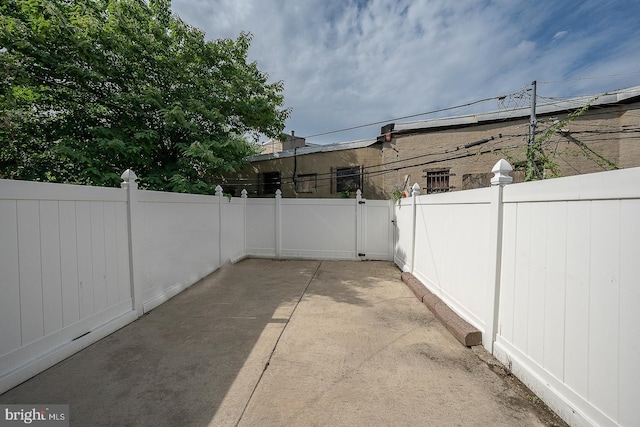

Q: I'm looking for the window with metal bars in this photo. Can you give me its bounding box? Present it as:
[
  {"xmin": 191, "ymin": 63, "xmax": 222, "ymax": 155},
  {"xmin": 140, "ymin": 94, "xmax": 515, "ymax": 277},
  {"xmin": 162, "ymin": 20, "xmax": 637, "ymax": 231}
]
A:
[
  {"xmin": 260, "ymin": 172, "xmax": 281, "ymax": 195},
  {"xmin": 334, "ymin": 166, "xmax": 362, "ymax": 194},
  {"xmin": 425, "ymin": 169, "xmax": 451, "ymax": 193}
]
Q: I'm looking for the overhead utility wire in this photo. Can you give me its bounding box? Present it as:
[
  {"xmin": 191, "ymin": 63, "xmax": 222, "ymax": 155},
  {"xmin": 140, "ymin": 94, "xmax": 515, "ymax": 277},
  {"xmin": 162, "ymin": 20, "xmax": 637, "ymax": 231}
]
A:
[
  {"xmin": 303, "ymin": 141, "xmax": 527, "ymax": 189},
  {"xmin": 223, "ymin": 134, "xmax": 529, "ymax": 188},
  {"xmin": 362, "ymin": 144, "xmax": 525, "ymax": 180},
  {"xmin": 225, "ymin": 123, "xmax": 625, "ymax": 189},
  {"xmin": 228, "ymin": 120, "xmax": 636, "ymax": 189},
  {"xmin": 301, "ymin": 94, "xmax": 517, "ymax": 139},
  {"xmin": 302, "ymin": 80, "xmax": 632, "ymax": 140}
]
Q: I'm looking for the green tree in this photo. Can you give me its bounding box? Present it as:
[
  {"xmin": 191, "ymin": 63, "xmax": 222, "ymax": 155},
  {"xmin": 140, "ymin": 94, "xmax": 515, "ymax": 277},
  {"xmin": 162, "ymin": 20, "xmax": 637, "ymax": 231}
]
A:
[{"xmin": 0, "ymin": 0, "xmax": 289, "ymax": 193}]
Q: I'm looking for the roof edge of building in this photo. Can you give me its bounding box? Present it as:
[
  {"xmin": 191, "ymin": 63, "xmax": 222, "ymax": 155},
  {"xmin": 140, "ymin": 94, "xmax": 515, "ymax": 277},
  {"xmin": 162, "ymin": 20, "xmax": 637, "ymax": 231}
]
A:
[
  {"xmin": 392, "ymin": 85, "xmax": 640, "ymax": 134},
  {"xmin": 248, "ymin": 138, "xmax": 380, "ymax": 162}
]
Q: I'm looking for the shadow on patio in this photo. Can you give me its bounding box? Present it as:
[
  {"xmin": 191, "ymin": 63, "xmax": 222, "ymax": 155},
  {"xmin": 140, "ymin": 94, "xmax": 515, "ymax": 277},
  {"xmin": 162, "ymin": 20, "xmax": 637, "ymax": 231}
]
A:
[{"xmin": 0, "ymin": 259, "xmax": 564, "ymax": 426}]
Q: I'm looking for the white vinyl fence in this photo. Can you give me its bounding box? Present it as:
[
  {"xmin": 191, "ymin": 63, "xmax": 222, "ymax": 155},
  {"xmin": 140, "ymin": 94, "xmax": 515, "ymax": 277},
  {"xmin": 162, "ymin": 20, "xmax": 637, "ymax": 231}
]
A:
[
  {"xmin": 0, "ymin": 171, "xmax": 392, "ymax": 394},
  {"xmin": 394, "ymin": 162, "xmax": 640, "ymax": 427},
  {"xmin": 0, "ymin": 180, "xmax": 135, "ymax": 395},
  {"xmin": 4, "ymin": 161, "xmax": 637, "ymax": 427}
]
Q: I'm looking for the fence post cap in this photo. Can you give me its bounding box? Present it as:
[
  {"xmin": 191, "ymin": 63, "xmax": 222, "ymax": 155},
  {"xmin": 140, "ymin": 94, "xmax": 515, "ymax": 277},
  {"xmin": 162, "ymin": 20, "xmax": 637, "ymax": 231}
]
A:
[
  {"xmin": 241, "ymin": 189, "xmax": 248, "ymax": 198},
  {"xmin": 411, "ymin": 183, "xmax": 421, "ymax": 196},
  {"xmin": 275, "ymin": 189, "xmax": 282, "ymax": 198},
  {"xmin": 356, "ymin": 189, "xmax": 362, "ymax": 198},
  {"xmin": 120, "ymin": 169, "xmax": 138, "ymax": 189},
  {"xmin": 491, "ymin": 159, "xmax": 514, "ymax": 186},
  {"xmin": 121, "ymin": 169, "xmax": 138, "ymax": 182},
  {"xmin": 215, "ymin": 185, "xmax": 224, "ymax": 196}
]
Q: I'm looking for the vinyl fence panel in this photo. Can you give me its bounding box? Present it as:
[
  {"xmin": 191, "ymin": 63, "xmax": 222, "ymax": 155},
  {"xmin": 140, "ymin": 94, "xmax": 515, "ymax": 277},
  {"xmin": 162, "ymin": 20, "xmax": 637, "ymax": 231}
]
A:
[
  {"xmin": 137, "ymin": 191, "xmax": 221, "ymax": 312},
  {"xmin": 393, "ymin": 165, "xmax": 640, "ymax": 427},
  {"xmin": 494, "ymin": 168, "xmax": 640, "ymax": 427},
  {"xmin": 0, "ymin": 180, "xmax": 134, "ymax": 393},
  {"xmin": 411, "ymin": 188, "xmax": 493, "ymax": 333}
]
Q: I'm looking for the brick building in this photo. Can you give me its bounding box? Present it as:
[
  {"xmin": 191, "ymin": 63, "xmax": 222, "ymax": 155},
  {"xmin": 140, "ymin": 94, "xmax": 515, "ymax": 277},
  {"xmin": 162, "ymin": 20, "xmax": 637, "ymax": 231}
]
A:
[
  {"xmin": 380, "ymin": 85, "xmax": 640, "ymax": 196},
  {"xmin": 224, "ymin": 138, "xmax": 385, "ymax": 199},
  {"xmin": 225, "ymin": 85, "xmax": 640, "ymax": 199}
]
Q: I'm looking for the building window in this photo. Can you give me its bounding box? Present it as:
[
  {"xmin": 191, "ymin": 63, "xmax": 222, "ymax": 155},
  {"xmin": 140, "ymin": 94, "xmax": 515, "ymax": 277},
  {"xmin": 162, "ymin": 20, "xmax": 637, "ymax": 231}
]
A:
[
  {"xmin": 425, "ymin": 169, "xmax": 451, "ymax": 194},
  {"xmin": 295, "ymin": 174, "xmax": 317, "ymax": 193},
  {"xmin": 261, "ymin": 172, "xmax": 280, "ymax": 195},
  {"xmin": 335, "ymin": 167, "xmax": 362, "ymax": 194}
]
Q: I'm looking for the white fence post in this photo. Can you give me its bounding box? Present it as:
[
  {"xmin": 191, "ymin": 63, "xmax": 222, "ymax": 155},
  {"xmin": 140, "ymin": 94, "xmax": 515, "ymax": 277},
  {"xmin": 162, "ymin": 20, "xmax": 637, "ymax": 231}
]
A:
[
  {"xmin": 241, "ymin": 189, "xmax": 248, "ymax": 261},
  {"xmin": 215, "ymin": 185, "xmax": 224, "ymax": 267},
  {"xmin": 121, "ymin": 169, "xmax": 143, "ymax": 316},
  {"xmin": 356, "ymin": 189, "xmax": 363, "ymax": 259},
  {"xmin": 387, "ymin": 199, "xmax": 395, "ymax": 261},
  {"xmin": 275, "ymin": 189, "xmax": 282, "ymax": 259},
  {"xmin": 484, "ymin": 159, "xmax": 513, "ymax": 351},
  {"xmin": 409, "ymin": 183, "xmax": 420, "ymax": 274}
]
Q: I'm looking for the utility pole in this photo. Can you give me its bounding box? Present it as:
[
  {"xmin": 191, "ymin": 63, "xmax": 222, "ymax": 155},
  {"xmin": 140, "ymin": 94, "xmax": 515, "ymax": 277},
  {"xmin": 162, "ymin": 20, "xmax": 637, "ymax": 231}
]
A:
[{"xmin": 526, "ymin": 80, "xmax": 537, "ymax": 180}]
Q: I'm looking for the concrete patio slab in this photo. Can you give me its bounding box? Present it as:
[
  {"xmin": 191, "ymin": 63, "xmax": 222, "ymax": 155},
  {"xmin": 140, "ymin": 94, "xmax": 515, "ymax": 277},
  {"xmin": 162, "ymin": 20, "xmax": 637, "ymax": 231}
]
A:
[{"xmin": 0, "ymin": 259, "xmax": 564, "ymax": 426}]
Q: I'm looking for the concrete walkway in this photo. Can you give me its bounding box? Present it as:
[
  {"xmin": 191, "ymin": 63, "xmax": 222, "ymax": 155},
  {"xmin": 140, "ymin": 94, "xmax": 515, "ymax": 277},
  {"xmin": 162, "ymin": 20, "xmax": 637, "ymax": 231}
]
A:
[{"xmin": 0, "ymin": 259, "xmax": 564, "ymax": 426}]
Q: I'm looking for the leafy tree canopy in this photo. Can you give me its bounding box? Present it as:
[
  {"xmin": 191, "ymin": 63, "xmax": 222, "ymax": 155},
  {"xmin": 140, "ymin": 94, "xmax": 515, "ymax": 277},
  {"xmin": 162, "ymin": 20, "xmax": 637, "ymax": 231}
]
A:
[{"xmin": 0, "ymin": 0, "xmax": 289, "ymax": 193}]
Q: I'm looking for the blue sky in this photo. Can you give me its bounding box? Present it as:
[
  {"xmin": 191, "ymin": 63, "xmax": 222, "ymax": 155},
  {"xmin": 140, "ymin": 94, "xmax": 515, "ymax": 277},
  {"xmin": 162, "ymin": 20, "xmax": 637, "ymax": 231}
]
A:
[{"xmin": 170, "ymin": 0, "xmax": 640, "ymax": 144}]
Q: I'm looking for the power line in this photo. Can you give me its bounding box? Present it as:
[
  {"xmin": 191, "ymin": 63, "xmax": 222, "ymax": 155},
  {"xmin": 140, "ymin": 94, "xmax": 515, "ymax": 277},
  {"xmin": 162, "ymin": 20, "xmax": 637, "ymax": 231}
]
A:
[
  {"xmin": 223, "ymin": 141, "xmax": 530, "ymax": 193},
  {"xmin": 222, "ymin": 134, "xmax": 530, "ymax": 189},
  {"xmin": 301, "ymin": 80, "xmax": 639, "ymax": 141},
  {"xmin": 227, "ymin": 123, "xmax": 635, "ymax": 189},
  {"xmin": 301, "ymin": 94, "xmax": 520, "ymax": 139}
]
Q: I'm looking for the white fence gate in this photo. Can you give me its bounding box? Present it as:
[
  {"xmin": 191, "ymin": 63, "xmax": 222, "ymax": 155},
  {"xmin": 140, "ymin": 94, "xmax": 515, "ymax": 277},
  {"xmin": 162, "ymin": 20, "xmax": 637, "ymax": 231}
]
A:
[
  {"xmin": 357, "ymin": 198, "xmax": 394, "ymax": 261},
  {"xmin": 245, "ymin": 190, "xmax": 393, "ymax": 262}
]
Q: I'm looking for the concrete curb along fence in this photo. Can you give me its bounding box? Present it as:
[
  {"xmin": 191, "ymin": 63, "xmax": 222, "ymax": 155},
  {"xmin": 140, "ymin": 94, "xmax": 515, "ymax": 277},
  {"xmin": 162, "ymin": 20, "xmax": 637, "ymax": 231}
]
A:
[{"xmin": 401, "ymin": 272, "xmax": 482, "ymax": 347}]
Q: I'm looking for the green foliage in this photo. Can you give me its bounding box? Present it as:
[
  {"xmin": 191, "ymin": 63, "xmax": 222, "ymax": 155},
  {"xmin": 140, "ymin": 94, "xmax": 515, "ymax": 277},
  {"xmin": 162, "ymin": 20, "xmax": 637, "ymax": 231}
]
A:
[
  {"xmin": 495, "ymin": 96, "xmax": 618, "ymax": 182},
  {"xmin": 391, "ymin": 188, "xmax": 403, "ymax": 204},
  {"xmin": 0, "ymin": 0, "xmax": 289, "ymax": 193},
  {"xmin": 525, "ymin": 100, "xmax": 597, "ymax": 181}
]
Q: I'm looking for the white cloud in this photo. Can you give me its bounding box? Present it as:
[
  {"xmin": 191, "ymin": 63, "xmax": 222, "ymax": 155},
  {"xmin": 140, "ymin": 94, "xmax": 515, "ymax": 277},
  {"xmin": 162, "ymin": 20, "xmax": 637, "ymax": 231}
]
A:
[
  {"xmin": 553, "ymin": 31, "xmax": 568, "ymax": 40},
  {"xmin": 170, "ymin": 0, "xmax": 640, "ymax": 143}
]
